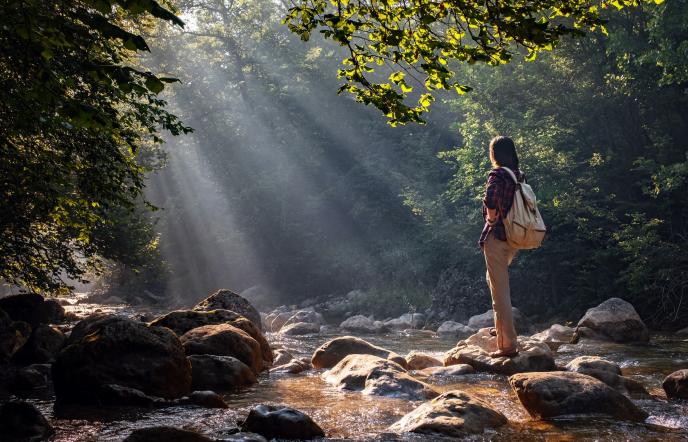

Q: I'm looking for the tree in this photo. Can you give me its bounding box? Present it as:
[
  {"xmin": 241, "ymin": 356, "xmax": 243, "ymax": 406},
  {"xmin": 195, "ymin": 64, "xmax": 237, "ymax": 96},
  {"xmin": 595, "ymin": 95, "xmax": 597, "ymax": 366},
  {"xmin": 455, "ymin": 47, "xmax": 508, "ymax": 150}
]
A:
[
  {"xmin": 285, "ymin": 0, "xmax": 663, "ymax": 124},
  {"xmin": 0, "ymin": 0, "xmax": 191, "ymax": 293}
]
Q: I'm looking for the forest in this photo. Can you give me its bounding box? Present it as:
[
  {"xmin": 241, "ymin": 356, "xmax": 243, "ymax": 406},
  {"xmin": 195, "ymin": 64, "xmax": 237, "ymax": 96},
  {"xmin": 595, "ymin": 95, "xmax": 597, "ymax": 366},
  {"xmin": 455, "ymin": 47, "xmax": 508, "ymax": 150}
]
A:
[{"xmin": 1, "ymin": 0, "xmax": 687, "ymax": 441}]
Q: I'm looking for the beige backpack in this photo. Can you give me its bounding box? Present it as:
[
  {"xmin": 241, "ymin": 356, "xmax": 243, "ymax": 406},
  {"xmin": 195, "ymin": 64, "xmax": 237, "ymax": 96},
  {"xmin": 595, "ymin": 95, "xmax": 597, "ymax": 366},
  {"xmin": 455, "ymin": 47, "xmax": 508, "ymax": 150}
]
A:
[{"xmin": 500, "ymin": 167, "xmax": 546, "ymax": 249}]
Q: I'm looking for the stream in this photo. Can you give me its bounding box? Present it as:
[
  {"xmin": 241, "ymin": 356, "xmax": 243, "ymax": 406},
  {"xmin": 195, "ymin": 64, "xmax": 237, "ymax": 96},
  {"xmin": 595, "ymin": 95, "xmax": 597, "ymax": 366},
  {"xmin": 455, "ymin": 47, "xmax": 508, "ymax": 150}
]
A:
[{"xmin": 10, "ymin": 299, "xmax": 688, "ymax": 441}]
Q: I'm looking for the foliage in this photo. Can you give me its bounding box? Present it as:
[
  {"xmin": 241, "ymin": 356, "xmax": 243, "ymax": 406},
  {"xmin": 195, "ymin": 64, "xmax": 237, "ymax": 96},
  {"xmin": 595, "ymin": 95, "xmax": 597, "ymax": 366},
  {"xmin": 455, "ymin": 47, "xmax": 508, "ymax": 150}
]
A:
[
  {"xmin": 285, "ymin": 0, "xmax": 663, "ymax": 125},
  {"xmin": 0, "ymin": 0, "xmax": 190, "ymax": 293}
]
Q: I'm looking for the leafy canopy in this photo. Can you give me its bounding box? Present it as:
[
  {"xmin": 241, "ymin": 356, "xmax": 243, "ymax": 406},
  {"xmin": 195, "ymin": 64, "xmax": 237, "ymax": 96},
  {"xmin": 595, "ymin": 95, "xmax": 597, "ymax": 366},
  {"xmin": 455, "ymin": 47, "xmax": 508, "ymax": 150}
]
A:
[{"xmin": 285, "ymin": 0, "xmax": 664, "ymax": 125}]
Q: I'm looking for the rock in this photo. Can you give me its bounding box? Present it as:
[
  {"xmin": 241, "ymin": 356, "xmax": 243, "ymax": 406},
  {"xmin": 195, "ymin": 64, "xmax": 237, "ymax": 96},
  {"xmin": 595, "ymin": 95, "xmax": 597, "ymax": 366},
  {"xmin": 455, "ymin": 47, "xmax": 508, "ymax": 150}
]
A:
[
  {"xmin": 405, "ymin": 351, "xmax": 442, "ymax": 370},
  {"xmin": 188, "ymin": 355, "xmax": 257, "ymax": 390},
  {"xmin": 193, "ymin": 289, "xmax": 262, "ymax": 330},
  {"xmin": 437, "ymin": 321, "xmax": 475, "ymax": 339},
  {"xmin": 467, "ymin": 307, "xmax": 533, "ymax": 334},
  {"xmin": 443, "ymin": 328, "xmax": 556, "ymax": 375},
  {"xmin": 324, "ymin": 354, "xmax": 406, "ymax": 390},
  {"xmin": 224, "ymin": 317, "xmax": 273, "ymax": 367},
  {"xmin": 240, "ymin": 285, "xmax": 277, "ymax": 312},
  {"xmin": 42, "ymin": 298, "xmax": 65, "ymax": 323},
  {"xmin": 0, "ymin": 401, "xmax": 54, "ymax": 442},
  {"xmin": 361, "ymin": 368, "xmax": 438, "ymax": 400},
  {"xmin": 181, "ymin": 324, "xmax": 264, "ymax": 373},
  {"xmin": 0, "ymin": 293, "xmax": 59, "ymax": 326},
  {"xmin": 265, "ymin": 307, "xmax": 293, "ymax": 332},
  {"xmin": 0, "ymin": 313, "xmax": 31, "ymax": 362},
  {"xmin": 509, "ymin": 371, "xmax": 648, "ymax": 421},
  {"xmin": 384, "ymin": 313, "xmax": 425, "ymax": 330},
  {"xmin": 102, "ymin": 295, "xmax": 126, "ymax": 305},
  {"xmin": 220, "ymin": 433, "xmax": 267, "ymax": 442},
  {"xmin": 273, "ymin": 349, "xmax": 294, "ymax": 366},
  {"xmin": 123, "ymin": 426, "xmax": 213, "ymax": 442},
  {"xmin": 240, "ymin": 404, "xmax": 325, "ymax": 440},
  {"xmin": 52, "ymin": 315, "xmax": 192, "ymax": 404},
  {"xmin": 149, "ymin": 309, "xmax": 243, "ymax": 335},
  {"xmin": 531, "ymin": 324, "xmax": 575, "ymax": 350},
  {"xmin": 662, "ymin": 369, "xmax": 688, "ymax": 400},
  {"xmin": 565, "ymin": 356, "xmax": 621, "ymax": 375},
  {"xmin": 13, "ymin": 324, "xmax": 66, "ymax": 364},
  {"xmin": 99, "ymin": 384, "xmax": 159, "ymax": 406},
  {"xmin": 676, "ymin": 326, "xmax": 688, "ymax": 336},
  {"xmin": 389, "ymin": 391, "xmax": 507, "ymax": 437},
  {"xmin": 271, "ymin": 359, "xmax": 311, "ymax": 374},
  {"xmin": 311, "ymin": 336, "xmax": 406, "ymax": 369},
  {"xmin": 279, "ymin": 322, "xmax": 320, "ymax": 336},
  {"xmin": 281, "ymin": 310, "xmax": 322, "ymax": 329},
  {"xmin": 339, "ymin": 315, "xmax": 387, "ymax": 333},
  {"xmin": 420, "ymin": 364, "xmax": 475, "ymax": 377},
  {"xmin": 182, "ymin": 390, "xmax": 228, "ymax": 409},
  {"xmin": 0, "ymin": 365, "xmax": 50, "ymax": 392},
  {"xmin": 572, "ymin": 298, "xmax": 649, "ymax": 343}
]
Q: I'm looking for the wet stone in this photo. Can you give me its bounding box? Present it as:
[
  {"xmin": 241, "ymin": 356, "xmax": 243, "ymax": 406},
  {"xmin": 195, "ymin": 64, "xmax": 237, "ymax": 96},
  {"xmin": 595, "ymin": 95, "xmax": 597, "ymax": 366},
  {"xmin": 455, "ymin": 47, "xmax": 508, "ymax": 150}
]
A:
[
  {"xmin": 0, "ymin": 401, "xmax": 54, "ymax": 442},
  {"xmin": 240, "ymin": 404, "xmax": 325, "ymax": 440}
]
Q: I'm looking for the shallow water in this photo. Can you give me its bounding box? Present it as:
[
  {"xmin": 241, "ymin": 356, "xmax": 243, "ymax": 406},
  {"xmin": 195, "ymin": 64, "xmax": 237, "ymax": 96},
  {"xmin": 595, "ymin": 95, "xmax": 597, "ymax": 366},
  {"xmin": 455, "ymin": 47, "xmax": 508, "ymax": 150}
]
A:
[{"xmin": 14, "ymin": 302, "xmax": 688, "ymax": 441}]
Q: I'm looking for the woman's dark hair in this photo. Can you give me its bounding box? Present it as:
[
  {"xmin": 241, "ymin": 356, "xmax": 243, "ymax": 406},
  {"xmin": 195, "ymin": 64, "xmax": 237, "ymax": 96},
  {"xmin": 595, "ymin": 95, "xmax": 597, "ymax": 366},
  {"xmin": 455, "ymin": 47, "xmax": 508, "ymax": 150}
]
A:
[{"xmin": 489, "ymin": 135, "xmax": 519, "ymax": 170}]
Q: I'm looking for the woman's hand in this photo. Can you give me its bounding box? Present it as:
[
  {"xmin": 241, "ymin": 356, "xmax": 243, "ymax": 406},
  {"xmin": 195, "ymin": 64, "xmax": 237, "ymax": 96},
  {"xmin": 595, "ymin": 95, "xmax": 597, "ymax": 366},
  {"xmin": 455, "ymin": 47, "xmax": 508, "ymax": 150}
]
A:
[{"xmin": 486, "ymin": 207, "xmax": 499, "ymax": 225}]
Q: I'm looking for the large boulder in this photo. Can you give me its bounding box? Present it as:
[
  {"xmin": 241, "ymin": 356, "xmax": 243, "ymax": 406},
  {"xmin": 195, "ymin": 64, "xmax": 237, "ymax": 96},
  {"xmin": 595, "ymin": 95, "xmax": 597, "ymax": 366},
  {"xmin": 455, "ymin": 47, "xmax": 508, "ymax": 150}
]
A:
[
  {"xmin": 193, "ymin": 289, "xmax": 261, "ymax": 330},
  {"xmin": 311, "ymin": 336, "xmax": 406, "ymax": 369},
  {"xmin": 531, "ymin": 324, "xmax": 575, "ymax": 350},
  {"xmin": 565, "ymin": 356, "xmax": 648, "ymax": 398},
  {"xmin": 13, "ymin": 324, "xmax": 66, "ymax": 364},
  {"xmin": 509, "ymin": 371, "xmax": 648, "ymax": 421},
  {"xmin": 240, "ymin": 404, "xmax": 325, "ymax": 440},
  {"xmin": 662, "ymin": 369, "xmax": 688, "ymax": 400},
  {"xmin": 188, "ymin": 355, "xmax": 257, "ymax": 390},
  {"xmin": 324, "ymin": 354, "xmax": 437, "ymax": 400},
  {"xmin": 180, "ymin": 324, "xmax": 263, "ymax": 373},
  {"xmin": 279, "ymin": 322, "xmax": 320, "ymax": 336},
  {"xmin": 123, "ymin": 426, "xmax": 214, "ymax": 442},
  {"xmin": 384, "ymin": 313, "xmax": 425, "ymax": 330},
  {"xmin": 467, "ymin": 307, "xmax": 533, "ymax": 334},
  {"xmin": 0, "ymin": 401, "xmax": 54, "ymax": 442},
  {"xmin": 437, "ymin": 321, "xmax": 475, "ymax": 339},
  {"xmin": 389, "ymin": 391, "xmax": 507, "ymax": 437},
  {"xmin": 339, "ymin": 315, "xmax": 387, "ymax": 334},
  {"xmin": 443, "ymin": 328, "xmax": 556, "ymax": 375},
  {"xmin": 405, "ymin": 351, "xmax": 442, "ymax": 370},
  {"xmin": 0, "ymin": 308, "xmax": 31, "ymax": 362},
  {"xmin": 572, "ymin": 298, "xmax": 649, "ymax": 343},
  {"xmin": 52, "ymin": 315, "xmax": 192, "ymax": 404},
  {"xmin": 0, "ymin": 293, "xmax": 64, "ymax": 326}
]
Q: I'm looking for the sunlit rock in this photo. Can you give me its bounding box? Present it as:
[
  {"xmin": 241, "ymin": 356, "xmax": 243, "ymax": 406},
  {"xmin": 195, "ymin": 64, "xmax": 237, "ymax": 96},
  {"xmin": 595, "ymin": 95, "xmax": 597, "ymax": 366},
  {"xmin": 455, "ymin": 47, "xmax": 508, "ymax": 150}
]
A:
[
  {"xmin": 663, "ymin": 369, "xmax": 688, "ymax": 400},
  {"xmin": 571, "ymin": 298, "xmax": 649, "ymax": 343},
  {"xmin": 265, "ymin": 306, "xmax": 294, "ymax": 332},
  {"xmin": 405, "ymin": 351, "xmax": 443, "ymax": 370},
  {"xmin": 443, "ymin": 328, "xmax": 556, "ymax": 375},
  {"xmin": 384, "ymin": 313, "xmax": 425, "ymax": 330},
  {"xmin": 389, "ymin": 391, "xmax": 507, "ymax": 436},
  {"xmin": 509, "ymin": 371, "xmax": 648, "ymax": 421},
  {"xmin": 311, "ymin": 335, "xmax": 406, "ymax": 369},
  {"xmin": 339, "ymin": 315, "xmax": 387, "ymax": 334},
  {"xmin": 420, "ymin": 364, "xmax": 475, "ymax": 377},
  {"xmin": 52, "ymin": 315, "xmax": 191, "ymax": 405},
  {"xmin": 13, "ymin": 324, "xmax": 65, "ymax": 364},
  {"xmin": 437, "ymin": 321, "xmax": 475, "ymax": 339},
  {"xmin": 193, "ymin": 289, "xmax": 262, "ymax": 330},
  {"xmin": 181, "ymin": 323, "xmax": 264, "ymax": 373},
  {"xmin": 281, "ymin": 310, "xmax": 323, "ymax": 329},
  {"xmin": 123, "ymin": 426, "xmax": 214, "ymax": 442},
  {"xmin": 279, "ymin": 322, "xmax": 320, "ymax": 336},
  {"xmin": 565, "ymin": 356, "xmax": 649, "ymax": 398},
  {"xmin": 273, "ymin": 348, "xmax": 294, "ymax": 366},
  {"xmin": 362, "ymin": 369, "xmax": 439, "ymax": 400},
  {"xmin": 0, "ymin": 401, "xmax": 54, "ymax": 441},
  {"xmin": 188, "ymin": 354, "xmax": 257, "ymax": 390},
  {"xmin": 149, "ymin": 309, "xmax": 243, "ymax": 335},
  {"xmin": 271, "ymin": 358, "xmax": 311, "ymax": 375},
  {"xmin": 531, "ymin": 324, "xmax": 575, "ymax": 350},
  {"xmin": 565, "ymin": 356, "xmax": 621, "ymax": 375},
  {"xmin": 240, "ymin": 404, "xmax": 325, "ymax": 440},
  {"xmin": 467, "ymin": 307, "xmax": 533, "ymax": 334}
]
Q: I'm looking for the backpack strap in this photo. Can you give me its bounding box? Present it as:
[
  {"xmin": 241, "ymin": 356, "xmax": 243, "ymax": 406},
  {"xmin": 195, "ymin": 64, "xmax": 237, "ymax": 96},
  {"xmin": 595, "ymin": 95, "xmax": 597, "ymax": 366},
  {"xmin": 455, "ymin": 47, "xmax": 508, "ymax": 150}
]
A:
[{"xmin": 500, "ymin": 166, "xmax": 518, "ymax": 183}]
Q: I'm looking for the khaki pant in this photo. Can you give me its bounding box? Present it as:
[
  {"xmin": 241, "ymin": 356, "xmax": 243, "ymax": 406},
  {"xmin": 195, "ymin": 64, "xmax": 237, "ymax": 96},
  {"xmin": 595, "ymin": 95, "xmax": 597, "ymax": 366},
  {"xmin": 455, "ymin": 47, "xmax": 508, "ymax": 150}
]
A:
[{"xmin": 483, "ymin": 232, "xmax": 519, "ymax": 351}]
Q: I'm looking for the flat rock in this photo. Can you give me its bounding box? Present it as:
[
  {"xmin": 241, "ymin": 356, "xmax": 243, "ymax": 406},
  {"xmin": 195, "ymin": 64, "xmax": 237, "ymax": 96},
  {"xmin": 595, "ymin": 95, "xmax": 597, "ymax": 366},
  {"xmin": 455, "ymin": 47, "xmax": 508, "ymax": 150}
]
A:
[
  {"xmin": 420, "ymin": 364, "xmax": 475, "ymax": 377},
  {"xmin": 663, "ymin": 369, "xmax": 688, "ymax": 400},
  {"xmin": 193, "ymin": 289, "xmax": 262, "ymax": 330},
  {"xmin": 389, "ymin": 390, "xmax": 507, "ymax": 437},
  {"xmin": 467, "ymin": 307, "xmax": 533, "ymax": 334},
  {"xmin": 181, "ymin": 324, "xmax": 264, "ymax": 373},
  {"xmin": 443, "ymin": 328, "xmax": 556, "ymax": 375},
  {"xmin": 339, "ymin": 315, "xmax": 387, "ymax": 334},
  {"xmin": 311, "ymin": 336, "xmax": 406, "ymax": 369},
  {"xmin": 279, "ymin": 322, "xmax": 320, "ymax": 336},
  {"xmin": 405, "ymin": 351, "xmax": 442, "ymax": 370},
  {"xmin": 437, "ymin": 321, "xmax": 475, "ymax": 339},
  {"xmin": 572, "ymin": 298, "xmax": 649, "ymax": 343},
  {"xmin": 188, "ymin": 355, "xmax": 257, "ymax": 390},
  {"xmin": 240, "ymin": 404, "xmax": 325, "ymax": 440},
  {"xmin": 509, "ymin": 371, "xmax": 648, "ymax": 421}
]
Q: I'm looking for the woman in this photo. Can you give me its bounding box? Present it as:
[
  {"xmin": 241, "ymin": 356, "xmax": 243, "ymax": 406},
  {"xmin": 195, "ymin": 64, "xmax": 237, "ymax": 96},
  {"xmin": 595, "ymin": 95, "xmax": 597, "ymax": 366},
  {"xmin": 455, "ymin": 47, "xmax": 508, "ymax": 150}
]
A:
[{"xmin": 479, "ymin": 135, "xmax": 525, "ymax": 358}]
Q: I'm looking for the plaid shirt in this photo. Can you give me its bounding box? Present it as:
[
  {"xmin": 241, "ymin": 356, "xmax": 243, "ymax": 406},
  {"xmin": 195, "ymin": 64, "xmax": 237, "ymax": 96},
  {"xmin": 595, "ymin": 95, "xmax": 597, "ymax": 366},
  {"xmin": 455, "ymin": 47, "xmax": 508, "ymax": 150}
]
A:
[{"xmin": 479, "ymin": 167, "xmax": 525, "ymax": 248}]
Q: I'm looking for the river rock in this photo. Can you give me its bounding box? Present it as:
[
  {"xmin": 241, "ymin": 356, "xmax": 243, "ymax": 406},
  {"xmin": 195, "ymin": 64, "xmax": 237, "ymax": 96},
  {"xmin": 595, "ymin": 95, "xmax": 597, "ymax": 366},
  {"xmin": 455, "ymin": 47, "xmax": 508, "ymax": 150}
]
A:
[
  {"xmin": 361, "ymin": 368, "xmax": 439, "ymax": 400},
  {"xmin": 13, "ymin": 324, "xmax": 65, "ymax": 364},
  {"xmin": 188, "ymin": 355, "xmax": 257, "ymax": 390},
  {"xmin": 531, "ymin": 324, "xmax": 575, "ymax": 350},
  {"xmin": 0, "ymin": 293, "xmax": 64, "ymax": 326},
  {"xmin": 389, "ymin": 390, "xmax": 507, "ymax": 437},
  {"xmin": 467, "ymin": 307, "xmax": 533, "ymax": 334},
  {"xmin": 420, "ymin": 364, "xmax": 475, "ymax": 377},
  {"xmin": 509, "ymin": 371, "xmax": 648, "ymax": 421},
  {"xmin": 311, "ymin": 336, "xmax": 406, "ymax": 369},
  {"xmin": 0, "ymin": 365, "xmax": 50, "ymax": 392},
  {"xmin": 181, "ymin": 390, "xmax": 228, "ymax": 409},
  {"xmin": 240, "ymin": 404, "xmax": 325, "ymax": 440},
  {"xmin": 271, "ymin": 359, "xmax": 311, "ymax": 374},
  {"xmin": 437, "ymin": 321, "xmax": 475, "ymax": 339},
  {"xmin": 193, "ymin": 289, "xmax": 262, "ymax": 330},
  {"xmin": 149, "ymin": 309, "xmax": 243, "ymax": 335},
  {"xmin": 565, "ymin": 357, "xmax": 649, "ymax": 397},
  {"xmin": 123, "ymin": 426, "xmax": 214, "ymax": 442},
  {"xmin": 279, "ymin": 322, "xmax": 320, "ymax": 336},
  {"xmin": 265, "ymin": 306, "xmax": 293, "ymax": 332},
  {"xmin": 52, "ymin": 315, "xmax": 192, "ymax": 404},
  {"xmin": 181, "ymin": 324, "xmax": 264, "ymax": 373},
  {"xmin": 273, "ymin": 349, "xmax": 294, "ymax": 366},
  {"xmin": 571, "ymin": 298, "xmax": 649, "ymax": 343},
  {"xmin": 565, "ymin": 356, "xmax": 621, "ymax": 375},
  {"xmin": 443, "ymin": 328, "xmax": 556, "ymax": 375},
  {"xmin": 384, "ymin": 313, "xmax": 425, "ymax": 330},
  {"xmin": 0, "ymin": 308, "xmax": 31, "ymax": 362},
  {"xmin": 340, "ymin": 315, "xmax": 387, "ymax": 333},
  {"xmin": 281, "ymin": 310, "xmax": 323, "ymax": 329},
  {"xmin": 662, "ymin": 369, "xmax": 688, "ymax": 400},
  {"xmin": 405, "ymin": 351, "xmax": 442, "ymax": 370},
  {"xmin": 324, "ymin": 354, "xmax": 406, "ymax": 390},
  {"xmin": 0, "ymin": 401, "xmax": 54, "ymax": 442}
]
